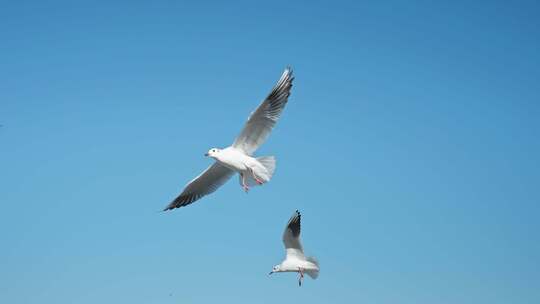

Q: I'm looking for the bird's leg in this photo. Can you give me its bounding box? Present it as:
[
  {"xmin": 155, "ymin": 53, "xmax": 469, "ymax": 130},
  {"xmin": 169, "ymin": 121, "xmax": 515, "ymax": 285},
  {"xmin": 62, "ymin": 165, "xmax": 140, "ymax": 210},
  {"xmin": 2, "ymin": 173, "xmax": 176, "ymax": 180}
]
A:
[
  {"xmin": 249, "ymin": 167, "xmax": 264, "ymax": 185},
  {"xmin": 298, "ymin": 268, "xmax": 304, "ymax": 287},
  {"xmin": 241, "ymin": 173, "xmax": 249, "ymax": 193}
]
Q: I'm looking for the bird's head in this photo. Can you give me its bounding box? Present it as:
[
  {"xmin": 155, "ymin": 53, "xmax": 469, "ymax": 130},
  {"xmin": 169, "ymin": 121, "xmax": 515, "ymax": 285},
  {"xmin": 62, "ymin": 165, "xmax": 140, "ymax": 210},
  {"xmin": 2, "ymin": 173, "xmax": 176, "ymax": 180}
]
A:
[
  {"xmin": 269, "ymin": 265, "xmax": 280, "ymax": 275},
  {"xmin": 205, "ymin": 148, "xmax": 221, "ymax": 158}
]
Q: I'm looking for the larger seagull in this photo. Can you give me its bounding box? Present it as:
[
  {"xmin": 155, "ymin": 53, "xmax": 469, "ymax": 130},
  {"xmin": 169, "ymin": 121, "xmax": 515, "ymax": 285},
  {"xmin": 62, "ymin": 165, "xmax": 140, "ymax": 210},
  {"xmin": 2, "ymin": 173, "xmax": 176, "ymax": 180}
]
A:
[{"xmin": 163, "ymin": 67, "xmax": 294, "ymax": 211}]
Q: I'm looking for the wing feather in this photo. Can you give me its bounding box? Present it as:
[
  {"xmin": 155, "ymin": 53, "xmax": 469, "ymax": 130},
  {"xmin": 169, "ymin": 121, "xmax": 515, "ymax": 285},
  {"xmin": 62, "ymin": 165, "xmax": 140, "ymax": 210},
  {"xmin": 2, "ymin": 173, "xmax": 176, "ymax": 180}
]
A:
[
  {"xmin": 163, "ymin": 163, "xmax": 234, "ymax": 210},
  {"xmin": 282, "ymin": 210, "xmax": 304, "ymax": 258},
  {"xmin": 233, "ymin": 67, "xmax": 294, "ymax": 155}
]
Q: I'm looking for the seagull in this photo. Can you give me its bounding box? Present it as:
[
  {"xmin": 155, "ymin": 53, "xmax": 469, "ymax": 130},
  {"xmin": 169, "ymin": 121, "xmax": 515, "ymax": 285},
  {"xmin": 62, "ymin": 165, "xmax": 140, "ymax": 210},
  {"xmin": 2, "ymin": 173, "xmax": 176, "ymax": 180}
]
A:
[
  {"xmin": 269, "ymin": 210, "xmax": 319, "ymax": 286},
  {"xmin": 163, "ymin": 67, "xmax": 294, "ymax": 211}
]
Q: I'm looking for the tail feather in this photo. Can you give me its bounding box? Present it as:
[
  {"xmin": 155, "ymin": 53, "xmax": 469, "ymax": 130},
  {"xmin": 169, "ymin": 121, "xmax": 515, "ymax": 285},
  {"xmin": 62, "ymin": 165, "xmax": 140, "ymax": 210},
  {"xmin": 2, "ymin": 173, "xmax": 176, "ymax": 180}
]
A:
[
  {"xmin": 306, "ymin": 256, "xmax": 319, "ymax": 279},
  {"xmin": 256, "ymin": 156, "xmax": 276, "ymax": 181}
]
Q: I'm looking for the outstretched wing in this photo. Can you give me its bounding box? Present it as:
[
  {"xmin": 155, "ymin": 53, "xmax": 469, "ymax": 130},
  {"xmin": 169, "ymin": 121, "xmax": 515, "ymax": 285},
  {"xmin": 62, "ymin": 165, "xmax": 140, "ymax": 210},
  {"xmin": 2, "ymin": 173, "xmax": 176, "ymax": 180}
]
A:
[
  {"xmin": 282, "ymin": 210, "xmax": 304, "ymax": 258},
  {"xmin": 163, "ymin": 163, "xmax": 234, "ymax": 210},
  {"xmin": 232, "ymin": 67, "xmax": 294, "ymax": 155}
]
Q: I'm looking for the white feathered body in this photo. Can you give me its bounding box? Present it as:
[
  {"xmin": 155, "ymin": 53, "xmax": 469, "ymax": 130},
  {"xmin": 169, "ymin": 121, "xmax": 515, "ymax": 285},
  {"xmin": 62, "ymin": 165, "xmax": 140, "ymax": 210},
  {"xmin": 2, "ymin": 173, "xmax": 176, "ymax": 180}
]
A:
[
  {"xmin": 279, "ymin": 255, "xmax": 320, "ymax": 279},
  {"xmin": 212, "ymin": 147, "xmax": 275, "ymax": 183}
]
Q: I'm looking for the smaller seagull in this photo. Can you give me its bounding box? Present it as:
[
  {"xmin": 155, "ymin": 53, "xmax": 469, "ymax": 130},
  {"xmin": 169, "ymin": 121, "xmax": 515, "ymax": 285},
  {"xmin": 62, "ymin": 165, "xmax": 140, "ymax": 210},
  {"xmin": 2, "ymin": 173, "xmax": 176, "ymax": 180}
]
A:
[{"xmin": 269, "ymin": 210, "xmax": 319, "ymax": 286}]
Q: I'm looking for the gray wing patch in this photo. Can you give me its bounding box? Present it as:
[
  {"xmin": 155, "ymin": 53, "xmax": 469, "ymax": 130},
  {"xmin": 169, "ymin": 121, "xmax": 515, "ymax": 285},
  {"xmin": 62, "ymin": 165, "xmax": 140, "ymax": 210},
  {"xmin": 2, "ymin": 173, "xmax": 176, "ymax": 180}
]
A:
[
  {"xmin": 232, "ymin": 67, "xmax": 294, "ymax": 155},
  {"xmin": 163, "ymin": 163, "xmax": 234, "ymax": 210}
]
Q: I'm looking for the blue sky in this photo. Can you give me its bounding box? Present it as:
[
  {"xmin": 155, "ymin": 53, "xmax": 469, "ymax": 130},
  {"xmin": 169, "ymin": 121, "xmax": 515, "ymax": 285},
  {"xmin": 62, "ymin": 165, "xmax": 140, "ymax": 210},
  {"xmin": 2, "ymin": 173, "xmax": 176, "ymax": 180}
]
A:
[{"xmin": 1, "ymin": 0, "xmax": 539, "ymax": 303}]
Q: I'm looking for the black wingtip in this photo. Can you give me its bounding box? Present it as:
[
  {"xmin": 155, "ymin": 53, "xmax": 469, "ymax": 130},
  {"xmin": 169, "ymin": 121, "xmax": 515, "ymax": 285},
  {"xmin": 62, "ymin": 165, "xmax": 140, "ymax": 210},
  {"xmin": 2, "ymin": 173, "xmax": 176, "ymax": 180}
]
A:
[
  {"xmin": 285, "ymin": 66, "xmax": 294, "ymax": 78},
  {"xmin": 162, "ymin": 202, "xmax": 179, "ymax": 212},
  {"xmin": 287, "ymin": 209, "xmax": 302, "ymax": 236}
]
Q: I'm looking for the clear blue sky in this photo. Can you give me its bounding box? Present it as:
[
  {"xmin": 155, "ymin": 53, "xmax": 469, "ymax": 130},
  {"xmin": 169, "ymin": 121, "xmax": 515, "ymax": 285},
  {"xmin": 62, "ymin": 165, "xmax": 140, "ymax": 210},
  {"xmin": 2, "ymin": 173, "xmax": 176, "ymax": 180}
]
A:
[{"xmin": 1, "ymin": 1, "xmax": 539, "ymax": 303}]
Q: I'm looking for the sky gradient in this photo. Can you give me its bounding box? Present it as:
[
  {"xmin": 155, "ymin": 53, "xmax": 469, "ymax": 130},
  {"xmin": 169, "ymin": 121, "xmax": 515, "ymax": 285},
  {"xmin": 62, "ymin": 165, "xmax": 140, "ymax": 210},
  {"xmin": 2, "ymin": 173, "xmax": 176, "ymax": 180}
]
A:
[{"xmin": 1, "ymin": 1, "xmax": 540, "ymax": 303}]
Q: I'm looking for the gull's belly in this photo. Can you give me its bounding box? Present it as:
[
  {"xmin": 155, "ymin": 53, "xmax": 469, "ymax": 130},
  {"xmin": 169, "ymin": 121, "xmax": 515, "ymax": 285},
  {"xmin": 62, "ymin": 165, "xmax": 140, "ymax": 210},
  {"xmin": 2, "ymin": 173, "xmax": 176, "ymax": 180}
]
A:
[
  {"xmin": 281, "ymin": 259, "xmax": 318, "ymax": 272},
  {"xmin": 216, "ymin": 148, "xmax": 252, "ymax": 172},
  {"xmin": 219, "ymin": 157, "xmax": 247, "ymax": 172}
]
